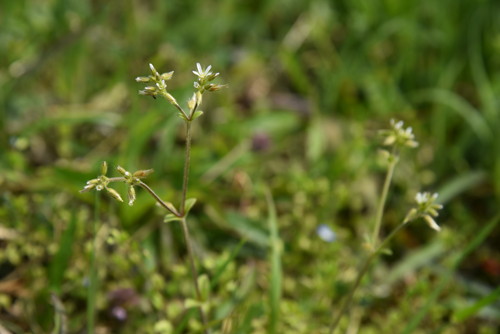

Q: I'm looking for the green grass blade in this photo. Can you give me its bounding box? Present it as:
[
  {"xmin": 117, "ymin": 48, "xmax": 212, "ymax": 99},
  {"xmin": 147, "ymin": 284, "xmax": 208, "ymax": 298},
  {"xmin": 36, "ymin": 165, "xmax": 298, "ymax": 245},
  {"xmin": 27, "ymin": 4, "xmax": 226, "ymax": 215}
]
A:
[
  {"xmin": 411, "ymin": 89, "xmax": 492, "ymax": 142},
  {"xmin": 437, "ymin": 170, "xmax": 486, "ymax": 204},
  {"xmin": 402, "ymin": 213, "xmax": 500, "ymax": 333},
  {"xmin": 453, "ymin": 285, "xmax": 500, "ymax": 322},
  {"xmin": 49, "ymin": 208, "xmax": 78, "ymax": 292}
]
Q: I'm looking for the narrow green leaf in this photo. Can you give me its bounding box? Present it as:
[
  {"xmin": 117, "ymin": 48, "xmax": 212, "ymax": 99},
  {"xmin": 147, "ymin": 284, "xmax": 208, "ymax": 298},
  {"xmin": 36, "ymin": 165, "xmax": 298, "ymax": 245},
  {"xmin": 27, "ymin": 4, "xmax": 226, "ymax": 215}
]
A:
[
  {"xmin": 403, "ymin": 213, "xmax": 500, "ymax": 333},
  {"xmin": 164, "ymin": 213, "xmax": 182, "ymax": 223},
  {"xmin": 191, "ymin": 110, "xmax": 204, "ymax": 120},
  {"xmin": 437, "ymin": 171, "xmax": 486, "ymax": 203},
  {"xmin": 184, "ymin": 198, "xmax": 197, "ymax": 214},
  {"xmin": 49, "ymin": 209, "xmax": 77, "ymax": 292},
  {"xmin": 453, "ymin": 285, "xmax": 500, "ymax": 322},
  {"xmin": 197, "ymin": 274, "xmax": 210, "ymax": 302}
]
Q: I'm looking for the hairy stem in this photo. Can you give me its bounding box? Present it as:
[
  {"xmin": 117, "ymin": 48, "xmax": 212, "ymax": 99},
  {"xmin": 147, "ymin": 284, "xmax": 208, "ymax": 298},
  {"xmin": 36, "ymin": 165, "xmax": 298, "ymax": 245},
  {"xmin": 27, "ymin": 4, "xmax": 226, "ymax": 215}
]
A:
[
  {"xmin": 138, "ymin": 181, "xmax": 180, "ymax": 216},
  {"xmin": 87, "ymin": 191, "xmax": 100, "ymax": 334},
  {"xmin": 178, "ymin": 120, "xmax": 209, "ymax": 332},
  {"xmin": 329, "ymin": 220, "xmax": 407, "ymax": 333},
  {"xmin": 371, "ymin": 151, "xmax": 398, "ymax": 246},
  {"xmin": 181, "ymin": 217, "xmax": 210, "ymax": 333},
  {"xmin": 180, "ymin": 121, "xmax": 192, "ymax": 216}
]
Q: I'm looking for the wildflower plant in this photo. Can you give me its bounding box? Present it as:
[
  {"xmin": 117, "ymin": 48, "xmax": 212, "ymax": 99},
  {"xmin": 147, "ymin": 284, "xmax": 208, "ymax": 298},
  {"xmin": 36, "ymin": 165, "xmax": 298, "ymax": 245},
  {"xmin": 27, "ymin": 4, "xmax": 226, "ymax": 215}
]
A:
[
  {"xmin": 329, "ymin": 119, "xmax": 443, "ymax": 333},
  {"xmin": 372, "ymin": 119, "xmax": 419, "ymax": 246},
  {"xmin": 81, "ymin": 62, "xmax": 225, "ymax": 334}
]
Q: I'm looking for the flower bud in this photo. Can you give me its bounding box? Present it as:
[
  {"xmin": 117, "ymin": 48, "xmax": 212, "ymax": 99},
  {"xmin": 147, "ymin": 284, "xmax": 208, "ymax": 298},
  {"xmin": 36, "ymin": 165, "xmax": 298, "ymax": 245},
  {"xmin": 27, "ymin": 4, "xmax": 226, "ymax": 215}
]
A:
[
  {"xmin": 133, "ymin": 169, "xmax": 154, "ymax": 178},
  {"xmin": 135, "ymin": 76, "xmax": 151, "ymax": 83},
  {"xmin": 106, "ymin": 187, "xmax": 124, "ymax": 202},
  {"xmin": 101, "ymin": 161, "xmax": 108, "ymax": 175},
  {"xmin": 128, "ymin": 186, "xmax": 136, "ymax": 206},
  {"xmin": 117, "ymin": 166, "xmax": 127, "ymax": 176},
  {"xmin": 160, "ymin": 71, "xmax": 174, "ymax": 81},
  {"xmin": 149, "ymin": 63, "xmax": 160, "ymax": 78}
]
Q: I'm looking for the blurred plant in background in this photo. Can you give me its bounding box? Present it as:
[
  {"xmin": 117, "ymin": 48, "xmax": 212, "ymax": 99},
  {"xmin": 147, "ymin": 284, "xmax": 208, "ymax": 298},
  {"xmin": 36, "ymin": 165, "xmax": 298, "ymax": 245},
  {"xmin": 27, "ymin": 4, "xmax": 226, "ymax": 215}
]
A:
[{"xmin": 1, "ymin": 0, "xmax": 499, "ymax": 333}]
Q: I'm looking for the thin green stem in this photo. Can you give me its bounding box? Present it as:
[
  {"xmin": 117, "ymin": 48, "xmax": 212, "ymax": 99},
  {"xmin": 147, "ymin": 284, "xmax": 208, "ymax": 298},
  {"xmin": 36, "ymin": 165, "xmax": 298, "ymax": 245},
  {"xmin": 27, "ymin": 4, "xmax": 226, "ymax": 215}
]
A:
[
  {"xmin": 87, "ymin": 191, "xmax": 100, "ymax": 334},
  {"xmin": 177, "ymin": 119, "xmax": 209, "ymax": 333},
  {"xmin": 138, "ymin": 181, "xmax": 180, "ymax": 216},
  {"xmin": 180, "ymin": 121, "xmax": 192, "ymax": 216},
  {"xmin": 329, "ymin": 220, "xmax": 408, "ymax": 333},
  {"xmin": 371, "ymin": 151, "xmax": 398, "ymax": 246},
  {"xmin": 180, "ymin": 217, "xmax": 210, "ymax": 333}
]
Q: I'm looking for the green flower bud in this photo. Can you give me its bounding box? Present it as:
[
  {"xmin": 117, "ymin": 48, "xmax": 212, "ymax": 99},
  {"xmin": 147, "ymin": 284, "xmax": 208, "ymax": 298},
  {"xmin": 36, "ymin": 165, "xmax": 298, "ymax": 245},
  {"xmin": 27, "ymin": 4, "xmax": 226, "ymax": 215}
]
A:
[
  {"xmin": 106, "ymin": 187, "xmax": 123, "ymax": 202},
  {"xmin": 135, "ymin": 76, "xmax": 151, "ymax": 83},
  {"xmin": 128, "ymin": 185, "xmax": 136, "ymax": 206},
  {"xmin": 101, "ymin": 161, "xmax": 108, "ymax": 175},
  {"xmin": 133, "ymin": 169, "xmax": 154, "ymax": 178}
]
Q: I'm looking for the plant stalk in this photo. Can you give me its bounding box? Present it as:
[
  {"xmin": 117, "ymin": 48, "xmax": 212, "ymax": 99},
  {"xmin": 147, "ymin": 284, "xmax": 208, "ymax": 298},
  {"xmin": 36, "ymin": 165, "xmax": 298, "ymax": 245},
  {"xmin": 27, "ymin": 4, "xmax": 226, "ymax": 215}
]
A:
[
  {"xmin": 371, "ymin": 151, "xmax": 398, "ymax": 246},
  {"xmin": 329, "ymin": 220, "xmax": 407, "ymax": 333},
  {"xmin": 87, "ymin": 191, "xmax": 100, "ymax": 334},
  {"xmin": 178, "ymin": 120, "xmax": 209, "ymax": 333},
  {"xmin": 181, "ymin": 216, "xmax": 210, "ymax": 333},
  {"xmin": 180, "ymin": 121, "xmax": 192, "ymax": 216},
  {"xmin": 138, "ymin": 181, "xmax": 180, "ymax": 216}
]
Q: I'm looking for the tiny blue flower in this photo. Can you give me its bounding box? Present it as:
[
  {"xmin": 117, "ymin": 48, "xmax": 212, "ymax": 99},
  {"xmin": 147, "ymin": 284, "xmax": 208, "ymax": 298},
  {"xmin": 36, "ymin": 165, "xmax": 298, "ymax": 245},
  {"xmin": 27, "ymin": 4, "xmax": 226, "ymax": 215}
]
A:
[{"xmin": 317, "ymin": 224, "xmax": 337, "ymax": 242}]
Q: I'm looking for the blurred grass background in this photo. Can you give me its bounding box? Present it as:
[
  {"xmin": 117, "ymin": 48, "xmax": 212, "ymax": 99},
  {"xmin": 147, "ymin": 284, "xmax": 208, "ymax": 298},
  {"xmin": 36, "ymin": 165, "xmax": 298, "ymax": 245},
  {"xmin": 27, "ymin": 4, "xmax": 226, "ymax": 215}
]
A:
[{"xmin": 1, "ymin": 0, "xmax": 499, "ymax": 333}]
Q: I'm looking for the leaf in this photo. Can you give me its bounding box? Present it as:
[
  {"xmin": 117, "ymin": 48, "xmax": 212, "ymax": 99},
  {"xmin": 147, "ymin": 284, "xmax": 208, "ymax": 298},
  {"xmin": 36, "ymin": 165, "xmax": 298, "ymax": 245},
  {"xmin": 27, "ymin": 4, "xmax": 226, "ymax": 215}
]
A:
[
  {"xmin": 164, "ymin": 213, "xmax": 182, "ymax": 224},
  {"xmin": 49, "ymin": 210, "xmax": 77, "ymax": 292},
  {"xmin": 403, "ymin": 213, "xmax": 500, "ymax": 333},
  {"xmin": 184, "ymin": 198, "xmax": 197, "ymax": 214},
  {"xmin": 191, "ymin": 110, "xmax": 204, "ymax": 120},
  {"xmin": 185, "ymin": 298, "xmax": 205, "ymax": 309},
  {"xmin": 437, "ymin": 171, "xmax": 486, "ymax": 203},
  {"xmin": 197, "ymin": 274, "xmax": 210, "ymax": 302},
  {"xmin": 453, "ymin": 285, "xmax": 500, "ymax": 322}
]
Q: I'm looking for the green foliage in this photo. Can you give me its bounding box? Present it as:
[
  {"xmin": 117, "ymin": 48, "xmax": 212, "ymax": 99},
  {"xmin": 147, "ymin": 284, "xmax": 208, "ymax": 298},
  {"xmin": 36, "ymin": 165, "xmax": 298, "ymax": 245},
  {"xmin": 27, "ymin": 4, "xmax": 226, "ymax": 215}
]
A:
[{"xmin": 1, "ymin": 0, "xmax": 499, "ymax": 333}]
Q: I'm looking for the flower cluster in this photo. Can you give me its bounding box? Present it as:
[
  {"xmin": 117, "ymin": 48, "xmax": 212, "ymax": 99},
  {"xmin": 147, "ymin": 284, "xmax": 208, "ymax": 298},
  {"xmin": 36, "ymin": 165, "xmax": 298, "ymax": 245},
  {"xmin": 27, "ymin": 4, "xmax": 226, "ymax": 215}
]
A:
[
  {"xmin": 404, "ymin": 192, "xmax": 443, "ymax": 231},
  {"xmin": 80, "ymin": 162, "xmax": 123, "ymax": 203},
  {"xmin": 116, "ymin": 166, "xmax": 154, "ymax": 206},
  {"xmin": 80, "ymin": 162, "xmax": 154, "ymax": 206},
  {"xmin": 380, "ymin": 119, "xmax": 419, "ymax": 149},
  {"xmin": 192, "ymin": 63, "xmax": 225, "ymax": 93},
  {"xmin": 136, "ymin": 62, "xmax": 225, "ymax": 122},
  {"xmin": 136, "ymin": 63, "xmax": 177, "ymax": 105}
]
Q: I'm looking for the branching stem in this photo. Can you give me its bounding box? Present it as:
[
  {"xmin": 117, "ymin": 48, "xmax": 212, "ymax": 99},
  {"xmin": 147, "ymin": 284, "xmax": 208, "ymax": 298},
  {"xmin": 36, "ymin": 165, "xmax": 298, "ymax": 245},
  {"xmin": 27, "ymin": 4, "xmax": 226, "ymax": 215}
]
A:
[
  {"xmin": 371, "ymin": 148, "xmax": 398, "ymax": 246},
  {"xmin": 329, "ymin": 220, "xmax": 407, "ymax": 333},
  {"xmin": 138, "ymin": 181, "xmax": 180, "ymax": 216}
]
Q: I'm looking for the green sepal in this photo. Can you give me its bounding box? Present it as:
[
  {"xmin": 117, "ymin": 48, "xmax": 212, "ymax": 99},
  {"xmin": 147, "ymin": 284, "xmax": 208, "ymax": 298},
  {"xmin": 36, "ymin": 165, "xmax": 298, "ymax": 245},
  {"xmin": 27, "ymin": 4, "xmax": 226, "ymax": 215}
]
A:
[
  {"xmin": 191, "ymin": 110, "xmax": 204, "ymax": 120},
  {"xmin": 164, "ymin": 213, "xmax": 182, "ymax": 224},
  {"xmin": 184, "ymin": 198, "xmax": 197, "ymax": 214}
]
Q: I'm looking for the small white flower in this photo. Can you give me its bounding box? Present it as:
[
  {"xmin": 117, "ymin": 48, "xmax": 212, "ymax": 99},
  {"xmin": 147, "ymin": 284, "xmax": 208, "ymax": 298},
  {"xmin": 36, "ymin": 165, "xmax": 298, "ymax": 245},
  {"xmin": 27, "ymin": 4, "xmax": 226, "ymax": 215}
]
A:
[
  {"xmin": 192, "ymin": 63, "xmax": 219, "ymax": 81},
  {"xmin": 407, "ymin": 192, "xmax": 443, "ymax": 232},
  {"xmin": 381, "ymin": 119, "xmax": 419, "ymax": 148}
]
